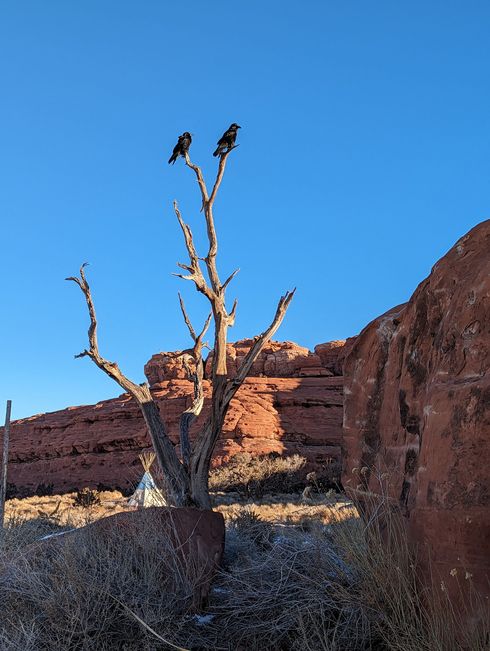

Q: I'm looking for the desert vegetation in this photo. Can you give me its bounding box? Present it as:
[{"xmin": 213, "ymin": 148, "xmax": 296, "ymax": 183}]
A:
[
  {"xmin": 0, "ymin": 508, "xmax": 485, "ymax": 651},
  {"xmin": 1, "ymin": 461, "xmax": 487, "ymax": 651}
]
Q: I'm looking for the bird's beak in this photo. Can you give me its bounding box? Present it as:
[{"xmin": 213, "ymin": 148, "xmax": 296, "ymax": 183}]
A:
[{"xmin": 237, "ymin": 125, "xmax": 242, "ymax": 129}]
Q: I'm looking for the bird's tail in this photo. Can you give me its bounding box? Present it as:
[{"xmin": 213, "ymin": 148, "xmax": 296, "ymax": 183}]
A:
[
  {"xmin": 213, "ymin": 146, "xmax": 221, "ymax": 157},
  {"xmin": 168, "ymin": 154, "xmax": 177, "ymax": 165}
]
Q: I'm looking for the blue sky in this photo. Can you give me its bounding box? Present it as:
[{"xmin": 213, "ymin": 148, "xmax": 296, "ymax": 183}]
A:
[{"xmin": 1, "ymin": 1, "xmax": 489, "ymax": 419}]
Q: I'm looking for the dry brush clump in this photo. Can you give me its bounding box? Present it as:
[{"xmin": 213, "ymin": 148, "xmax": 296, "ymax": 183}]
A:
[
  {"xmin": 209, "ymin": 453, "xmax": 340, "ymax": 499},
  {"xmin": 72, "ymin": 488, "xmax": 101, "ymax": 509},
  {"xmin": 341, "ymin": 473, "xmax": 490, "ymax": 651},
  {"xmin": 0, "ymin": 510, "xmax": 214, "ymax": 651}
]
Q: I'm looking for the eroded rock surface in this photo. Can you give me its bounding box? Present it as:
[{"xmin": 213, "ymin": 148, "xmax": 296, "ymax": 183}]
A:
[{"xmin": 342, "ymin": 220, "xmax": 490, "ymax": 602}]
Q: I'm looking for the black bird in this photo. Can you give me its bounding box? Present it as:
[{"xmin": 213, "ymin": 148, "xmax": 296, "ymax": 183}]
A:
[
  {"xmin": 168, "ymin": 132, "xmax": 192, "ymax": 165},
  {"xmin": 213, "ymin": 123, "xmax": 241, "ymax": 157}
]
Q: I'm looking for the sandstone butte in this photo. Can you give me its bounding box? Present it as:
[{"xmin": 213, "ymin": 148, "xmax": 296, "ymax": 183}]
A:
[
  {"xmin": 342, "ymin": 219, "xmax": 490, "ymax": 605},
  {"xmin": 6, "ymin": 338, "xmax": 355, "ymax": 497}
]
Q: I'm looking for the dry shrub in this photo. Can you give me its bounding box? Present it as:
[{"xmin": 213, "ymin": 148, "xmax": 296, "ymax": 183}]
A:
[
  {"xmin": 0, "ymin": 513, "xmax": 70, "ymax": 556},
  {"xmin": 0, "ymin": 510, "xmax": 213, "ymax": 651},
  {"xmin": 73, "ymin": 488, "xmax": 101, "ymax": 509},
  {"xmin": 199, "ymin": 512, "xmax": 375, "ymax": 650},
  {"xmin": 210, "ymin": 453, "xmax": 339, "ymax": 498}
]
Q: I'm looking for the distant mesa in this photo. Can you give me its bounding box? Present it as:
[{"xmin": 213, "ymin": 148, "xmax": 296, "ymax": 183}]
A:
[{"xmin": 6, "ymin": 338, "xmax": 353, "ymax": 497}]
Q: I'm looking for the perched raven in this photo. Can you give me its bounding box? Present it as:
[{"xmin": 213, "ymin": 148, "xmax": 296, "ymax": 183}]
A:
[
  {"xmin": 213, "ymin": 123, "xmax": 241, "ymax": 157},
  {"xmin": 168, "ymin": 132, "xmax": 192, "ymax": 165}
]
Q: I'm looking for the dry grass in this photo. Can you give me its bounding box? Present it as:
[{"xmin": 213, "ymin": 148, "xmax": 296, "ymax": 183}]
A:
[
  {"xmin": 0, "ymin": 508, "xmax": 212, "ymax": 651},
  {"xmin": 4, "ymin": 488, "xmax": 354, "ymax": 532},
  {"xmin": 1, "ymin": 475, "xmax": 488, "ymax": 650},
  {"xmin": 0, "ymin": 501, "xmax": 369, "ymax": 651},
  {"xmin": 4, "ymin": 490, "xmax": 128, "ymax": 529},
  {"xmin": 214, "ymin": 491, "xmax": 357, "ymax": 526}
]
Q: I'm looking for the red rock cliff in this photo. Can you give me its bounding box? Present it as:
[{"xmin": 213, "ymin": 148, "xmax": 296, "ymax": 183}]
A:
[
  {"xmin": 342, "ymin": 220, "xmax": 490, "ymax": 604},
  {"xmin": 6, "ymin": 339, "xmax": 352, "ymax": 496}
]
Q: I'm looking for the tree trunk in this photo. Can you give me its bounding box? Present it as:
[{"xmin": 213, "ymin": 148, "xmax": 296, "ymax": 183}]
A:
[{"xmin": 138, "ymin": 397, "xmax": 191, "ymax": 506}]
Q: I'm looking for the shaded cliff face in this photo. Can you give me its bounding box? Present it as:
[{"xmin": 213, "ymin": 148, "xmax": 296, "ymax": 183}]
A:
[
  {"xmin": 342, "ymin": 220, "xmax": 490, "ymax": 602},
  {"xmin": 7, "ymin": 339, "xmax": 354, "ymax": 496}
]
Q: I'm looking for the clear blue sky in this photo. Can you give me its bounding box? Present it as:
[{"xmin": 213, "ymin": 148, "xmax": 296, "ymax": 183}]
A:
[{"xmin": 1, "ymin": 1, "xmax": 489, "ymax": 419}]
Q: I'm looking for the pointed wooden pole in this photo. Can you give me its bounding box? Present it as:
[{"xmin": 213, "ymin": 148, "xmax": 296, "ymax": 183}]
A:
[{"xmin": 0, "ymin": 400, "xmax": 12, "ymax": 529}]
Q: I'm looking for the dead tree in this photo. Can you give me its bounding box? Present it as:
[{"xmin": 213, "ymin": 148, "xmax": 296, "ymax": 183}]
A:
[{"xmin": 67, "ymin": 146, "xmax": 294, "ymax": 509}]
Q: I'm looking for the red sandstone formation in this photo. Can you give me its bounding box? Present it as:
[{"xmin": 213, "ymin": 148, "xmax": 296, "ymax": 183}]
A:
[
  {"xmin": 7, "ymin": 339, "xmax": 349, "ymax": 496},
  {"xmin": 342, "ymin": 220, "xmax": 490, "ymax": 603},
  {"xmin": 145, "ymin": 339, "xmax": 342, "ymax": 383},
  {"xmin": 315, "ymin": 338, "xmax": 357, "ymax": 376}
]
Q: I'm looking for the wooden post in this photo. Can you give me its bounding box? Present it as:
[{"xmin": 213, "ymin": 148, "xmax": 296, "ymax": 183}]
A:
[{"xmin": 0, "ymin": 400, "xmax": 12, "ymax": 529}]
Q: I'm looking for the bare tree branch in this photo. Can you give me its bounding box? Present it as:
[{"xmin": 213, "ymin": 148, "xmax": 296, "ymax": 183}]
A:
[
  {"xmin": 183, "ymin": 153, "xmax": 209, "ymax": 212},
  {"xmin": 178, "ymin": 292, "xmax": 197, "ymax": 341},
  {"xmin": 222, "ymin": 268, "xmax": 240, "ymax": 292},
  {"xmin": 229, "ymin": 288, "xmax": 296, "ymax": 390},
  {"xmin": 208, "ymin": 146, "xmax": 238, "ymax": 207},
  {"xmin": 67, "ymin": 264, "xmax": 190, "ymax": 504},
  {"xmin": 177, "ymin": 292, "xmax": 212, "ymax": 350},
  {"xmin": 184, "ymin": 149, "xmax": 235, "ymax": 294},
  {"xmin": 173, "ymin": 201, "xmax": 214, "ymax": 301},
  {"xmin": 227, "ymin": 298, "xmax": 238, "ymax": 327},
  {"xmin": 66, "ymin": 264, "xmax": 142, "ymax": 397}
]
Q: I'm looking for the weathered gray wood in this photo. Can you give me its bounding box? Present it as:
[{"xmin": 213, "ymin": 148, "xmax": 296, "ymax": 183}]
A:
[{"xmin": 0, "ymin": 399, "xmax": 12, "ymax": 529}]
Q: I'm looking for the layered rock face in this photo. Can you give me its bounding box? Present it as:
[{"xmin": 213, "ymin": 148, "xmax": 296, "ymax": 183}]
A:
[
  {"xmin": 7, "ymin": 340, "xmax": 349, "ymax": 496},
  {"xmin": 342, "ymin": 221, "xmax": 490, "ymax": 601}
]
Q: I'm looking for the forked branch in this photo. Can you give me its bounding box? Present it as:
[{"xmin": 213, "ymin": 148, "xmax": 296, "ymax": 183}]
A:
[
  {"xmin": 174, "ymin": 151, "xmax": 240, "ymax": 380},
  {"xmin": 173, "ymin": 202, "xmax": 213, "ymax": 300},
  {"xmin": 190, "ymin": 287, "xmax": 296, "ymax": 500}
]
